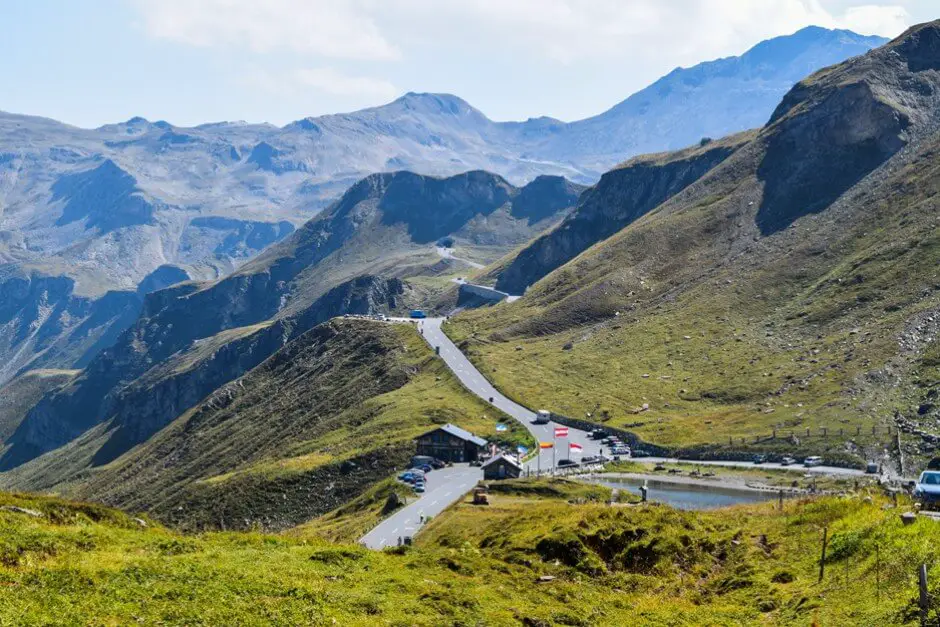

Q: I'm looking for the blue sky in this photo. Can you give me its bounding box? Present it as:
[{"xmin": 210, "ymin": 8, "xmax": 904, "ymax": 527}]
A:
[{"xmin": 2, "ymin": 1, "xmax": 935, "ymax": 128}]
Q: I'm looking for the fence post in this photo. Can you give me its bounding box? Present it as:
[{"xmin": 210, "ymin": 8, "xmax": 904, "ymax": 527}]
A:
[
  {"xmin": 807, "ymin": 427, "xmax": 811, "ymax": 437},
  {"xmin": 822, "ymin": 427, "xmax": 827, "ymax": 437},
  {"xmin": 920, "ymin": 563, "xmax": 929, "ymax": 627},
  {"xmin": 778, "ymin": 489, "xmax": 784, "ymax": 511},
  {"xmin": 857, "ymin": 425, "xmax": 861, "ymax": 436},
  {"xmin": 819, "ymin": 527, "xmax": 828, "ymax": 583}
]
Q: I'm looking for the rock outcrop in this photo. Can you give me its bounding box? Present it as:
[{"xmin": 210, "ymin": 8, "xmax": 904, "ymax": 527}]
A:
[{"xmin": 495, "ymin": 133, "xmax": 751, "ymax": 294}]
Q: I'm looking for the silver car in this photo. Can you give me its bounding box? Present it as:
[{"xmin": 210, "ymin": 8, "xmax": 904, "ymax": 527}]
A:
[{"xmin": 914, "ymin": 470, "xmax": 940, "ymax": 510}]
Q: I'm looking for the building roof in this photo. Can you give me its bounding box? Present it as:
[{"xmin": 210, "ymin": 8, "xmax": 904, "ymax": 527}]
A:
[
  {"xmin": 420, "ymin": 423, "xmax": 487, "ymax": 447},
  {"xmin": 482, "ymin": 453, "xmax": 523, "ymax": 470}
]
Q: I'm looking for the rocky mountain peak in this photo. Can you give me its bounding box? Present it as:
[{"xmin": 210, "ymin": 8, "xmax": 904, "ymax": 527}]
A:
[{"xmin": 758, "ymin": 19, "xmax": 940, "ymax": 234}]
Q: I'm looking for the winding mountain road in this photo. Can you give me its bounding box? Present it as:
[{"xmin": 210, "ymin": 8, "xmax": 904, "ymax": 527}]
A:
[
  {"xmin": 359, "ymin": 315, "xmax": 866, "ymax": 549},
  {"xmin": 419, "ymin": 317, "xmax": 602, "ymax": 469}
]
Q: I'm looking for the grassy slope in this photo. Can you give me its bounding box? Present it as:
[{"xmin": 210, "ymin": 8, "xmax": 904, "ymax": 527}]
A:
[
  {"xmin": 2, "ymin": 484, "xmax": 938, "ymax": 625},
  {"xmin": 446, "ymin": 103, "xmax": 940, "ymax": 464},
  {"xmin": 17, "ymin": 320, "xmax": 529, "ymax": 530}
]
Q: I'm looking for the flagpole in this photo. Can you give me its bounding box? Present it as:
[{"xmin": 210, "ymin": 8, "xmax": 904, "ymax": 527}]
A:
[{"xmin": 552, "ymin": 428, "xmax": 556, "ymax": 475}]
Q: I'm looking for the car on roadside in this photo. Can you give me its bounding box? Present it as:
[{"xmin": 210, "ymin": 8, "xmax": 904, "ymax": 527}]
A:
[
  {"xmin": 913, "ymin": 470, "xmax": 940, "ymax": 510},
  {"xmin": 430, "ymin": 459, "xmax": 446, "ymax": 469},
  {"xmin": 752, "ymin": 454, "xmax": 767, "ymax": 464},
  {"xmin": 414, "ymin": 484, "xmax": 426, "ymax": 493},
  {"xmin": 557, "ymin": 459, "xmax": 579, "ymax": 468},
  {"xmin": 780, "ymin": 457, "xmax": 796, "ymax": 466},
  {"xmin": 803, "ymin": 456, "xmax": 823, "ymax": 467}
]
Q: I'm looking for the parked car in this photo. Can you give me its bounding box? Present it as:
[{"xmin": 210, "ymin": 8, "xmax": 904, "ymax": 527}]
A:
[
  {"xmin": 914, "ymin": 470, "xmax": 940, "ymax": 510},
  {"xmin": 780, "ymin": 457, "xmax": 796, "ymax": 466},
  {"xmin": 418, "ymin": 464, "xmax": 433, "ymax": 473},
  {"xmin": 866, "ymin": 462, "xmax": 879, "ymax": 474},
  {"xmin": 557, "ymin": 459, "xmax": 579, "ymax": 468},
  {"xmin": 803, "ymin": 456, "xmax": 824, "ymax": 467},
  {"xmin": 414, "ymin": 484, "xmax": 426, "ymax": 493},
  {"xmin": 752, "ymin": 454, "xmax": 767, "ymax": 464},
  {"xmin": 430, "ymin": 459, "xmax": 446, "ymax": 469},
  {"xmin": 410, "ymin": 309, "xmax": 427, "ymax": 319}
]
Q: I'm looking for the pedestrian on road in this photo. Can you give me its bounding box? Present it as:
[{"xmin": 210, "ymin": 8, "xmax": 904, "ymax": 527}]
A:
[{"xmin": 397, "ymin": 536, "xmax": 402, "ymax": 546}]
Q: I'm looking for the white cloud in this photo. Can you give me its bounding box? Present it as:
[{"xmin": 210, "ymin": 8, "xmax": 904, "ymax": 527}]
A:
[
  {"xmin": 133, "ymin": 0, "xmax": 399, "ymax": 60},
  {"xmin": 242, "ymin": 67, "xmax": 398, "ymax": 99},
  {"xmin": 384, "ymin": 0, "xmax": 910, "ymax": 64},
  {"xmin": 836, "ymin": 5, "xmax": 910, "ymax": 36}
]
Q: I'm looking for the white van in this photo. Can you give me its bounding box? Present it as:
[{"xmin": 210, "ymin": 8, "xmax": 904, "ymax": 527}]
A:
[{"xmin": 534, "ymin": 410, "xmax": 551, "ymax": 424}]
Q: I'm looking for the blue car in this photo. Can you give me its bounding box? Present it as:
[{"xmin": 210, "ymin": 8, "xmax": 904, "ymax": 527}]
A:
[{"xmin": 410, "ymin": 310, "xmax": 427, "ymax": 319}]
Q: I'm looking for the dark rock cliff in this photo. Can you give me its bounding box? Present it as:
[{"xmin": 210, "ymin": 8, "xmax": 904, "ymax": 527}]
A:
[{"xmin": 495, "ymin": 134, "xmax": 751, "ymax": 294}]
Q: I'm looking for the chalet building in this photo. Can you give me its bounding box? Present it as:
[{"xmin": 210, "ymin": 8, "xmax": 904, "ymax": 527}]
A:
[
  {"xmin": 416, "ymin": 424, "xmax": 487, "ymax": 462},
  {"xmin": 482, "ymin": 454, "xmax": 523, "ymax": 480}
]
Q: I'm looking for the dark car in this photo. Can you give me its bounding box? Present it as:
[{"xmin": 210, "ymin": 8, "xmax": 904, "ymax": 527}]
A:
[
  {"xmin": 752, "ymin": 454, "xmax": 767, "ymax": 464},
  {"xmin": 557, "ymin": 459, "xmax": 579, "ymax": 468},
  {"xmin": 431, "ymin": 459, "xmax": 446, "ymax": 469}
]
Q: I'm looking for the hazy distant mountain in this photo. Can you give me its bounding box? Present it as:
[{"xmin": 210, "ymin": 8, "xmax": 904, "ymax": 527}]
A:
[
  {"xmin": 0, "ymin": 25, "xmax": 886, "ymax": 384},
  {"xmin": 531, "ymin": 26, "xmax": 888, "ymax": 172}
]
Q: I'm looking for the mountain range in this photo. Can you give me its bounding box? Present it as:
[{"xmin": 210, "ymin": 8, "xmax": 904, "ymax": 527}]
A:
[
  {"xmin": 3, "ymin": 21, "xmax": 929, "ymax": 530},
  {"xmin": 0, "ymin": 26, "xmax": 885, "ymax": 387}
]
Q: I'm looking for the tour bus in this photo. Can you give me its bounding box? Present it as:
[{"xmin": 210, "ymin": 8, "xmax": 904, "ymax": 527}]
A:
[{"xmin": 534, "ymin": 409, "xmax": 552, "ymax": 424}]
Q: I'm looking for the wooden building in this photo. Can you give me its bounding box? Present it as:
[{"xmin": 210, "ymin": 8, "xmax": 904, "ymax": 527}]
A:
[
  {"xmin": 482, "ymin": 454, "xmax": 523, "ymax": 480},
  {"xmin": 416, "ymin": 423, "xmax": 487, "ymax": 463}
]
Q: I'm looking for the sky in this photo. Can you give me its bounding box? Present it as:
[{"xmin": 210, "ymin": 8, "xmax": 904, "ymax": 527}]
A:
[{"xmin": 1, "ymin": 0, "xmax": 936, "ymax": 128}]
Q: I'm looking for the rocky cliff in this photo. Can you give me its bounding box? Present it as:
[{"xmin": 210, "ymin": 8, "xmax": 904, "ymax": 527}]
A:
[{"xmin": 494, "ymin": 133, "xmax": 752, "ymax": 294}]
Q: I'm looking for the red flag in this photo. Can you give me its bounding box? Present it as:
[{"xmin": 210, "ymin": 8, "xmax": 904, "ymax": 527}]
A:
[
  {"xmin": 554, "ymin": 426, "xmax": 568, "ymax": 438},
  {"xmin": 569, "ymin": 442, "xmax": 583, "ymax": 453}
]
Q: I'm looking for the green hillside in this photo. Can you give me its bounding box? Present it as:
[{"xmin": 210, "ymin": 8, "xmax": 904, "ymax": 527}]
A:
[
  {"xmin": 446, "ymin": 23, "xmax": 940, "ymax": 469},
  {"xmin": 1, "ymin": 483, "xmax": 937, "ymax": 625},
  {"xmin": 0, "ymin": 320, "xmax": 528, "ymax": 530}
]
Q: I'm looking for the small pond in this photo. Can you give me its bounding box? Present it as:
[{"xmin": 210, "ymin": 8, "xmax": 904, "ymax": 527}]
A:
[{"xmin": 588, "ymin": 477, "xmax": 782, "ymax": 510}]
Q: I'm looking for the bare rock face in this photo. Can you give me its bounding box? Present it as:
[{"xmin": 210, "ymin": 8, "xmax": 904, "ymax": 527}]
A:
[
  {"xmin": 495, "ymin": 136, "xmax": 748, "ymax": 294},
  {"xmin": 757, "ymin": 21, "xmax": 940, "ymax": 234}
]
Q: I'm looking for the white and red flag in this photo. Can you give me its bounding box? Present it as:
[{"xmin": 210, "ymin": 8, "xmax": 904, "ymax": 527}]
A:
[
  {"xmin": 554, "ymin": 426, "xmax": 568, "ymax": 438},
  {"xmin": 569, "ymin": 442, "xmax": 583, "ymax": 453}
]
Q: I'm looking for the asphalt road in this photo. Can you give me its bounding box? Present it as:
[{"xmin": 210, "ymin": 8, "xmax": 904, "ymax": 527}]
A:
[
  {"xmin": 359, "ymin": 315, "xmax": 869, "ymax": 549},
  {"xmin": 360, "ymin": 464, "xmax": 481, "ymax": 549},
  {"xmin": 636, "ymin": 457, "xmax": 866, "ymax": 476},
  {"xmin": 417, "ymin": 317, "xmax": 602, "ymax": 471},
  {"xmin": 435, "ymin": 246, "xmax": 485, "ymax": 270}
]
